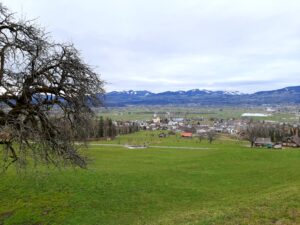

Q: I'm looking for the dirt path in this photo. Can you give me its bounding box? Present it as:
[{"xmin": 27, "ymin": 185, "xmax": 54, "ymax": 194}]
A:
[{"xmin": 89, "ymin": 143, "xmax": 214, "ymax": 150}]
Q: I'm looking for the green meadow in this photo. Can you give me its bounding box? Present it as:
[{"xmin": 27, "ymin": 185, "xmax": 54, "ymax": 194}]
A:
[{"xmin": 1, "ymin": 131, "xmax": 300, "ymax": 225}]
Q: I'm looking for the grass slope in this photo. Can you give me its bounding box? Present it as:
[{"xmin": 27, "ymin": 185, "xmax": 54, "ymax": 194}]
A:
[{"xmin": 0, "ymin": 131, "xmax": 300, "ymax": 225}]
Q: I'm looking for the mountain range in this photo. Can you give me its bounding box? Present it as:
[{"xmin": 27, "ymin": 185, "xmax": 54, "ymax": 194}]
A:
[{"xmin": 102, "ymin": 86, "xmax": 300, "ymax": 106}]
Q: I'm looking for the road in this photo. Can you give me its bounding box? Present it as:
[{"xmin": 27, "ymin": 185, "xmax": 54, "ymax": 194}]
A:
[{"xmin": 89, "ymin": 143, "xmax": 213, "ymax": 150}]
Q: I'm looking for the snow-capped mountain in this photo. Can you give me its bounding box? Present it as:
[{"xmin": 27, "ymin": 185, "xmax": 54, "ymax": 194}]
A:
[{"xmin": 103, "ymin": 86, "xmax": 300, "ymax": 106}]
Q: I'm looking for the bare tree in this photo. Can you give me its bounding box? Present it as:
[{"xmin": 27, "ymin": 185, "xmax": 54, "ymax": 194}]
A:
[
  {"xmin": 207, "ymin": 130, "xmax": 217, "ymax": 144},
  {"xmin": 196, "ymin": 133, "xmax": 205, "ymax": 143},
  {"xmin": 245, "ymin": 124, "xmax": 258, "ymax": 147},
  {"xmin": 0, "ymin": 4, "xmax": 104, "ymax": 169},
  {"xmin": 245, "ymin": 122, "xmax": 270, "ymax": 147}
]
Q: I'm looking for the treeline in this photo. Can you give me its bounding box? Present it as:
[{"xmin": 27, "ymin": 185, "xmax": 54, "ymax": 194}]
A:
[
  {"xmin": 244, "ymin": 122, "xmax": 300, "ymax": 147},
  {"xmin": 84, "ymin": 116, "xmax": 140, "ymax": 139}
]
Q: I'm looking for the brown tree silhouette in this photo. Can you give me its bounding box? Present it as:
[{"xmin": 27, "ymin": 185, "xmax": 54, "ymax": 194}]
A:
[{"xmin": 0, "ymin": 4, "xmax": 104, "ymax": 169}]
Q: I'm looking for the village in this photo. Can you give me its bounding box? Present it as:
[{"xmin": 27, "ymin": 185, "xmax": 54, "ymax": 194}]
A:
[{"xmin": 109, "ymin": 108, "xmax": 300, "ymax": 149}]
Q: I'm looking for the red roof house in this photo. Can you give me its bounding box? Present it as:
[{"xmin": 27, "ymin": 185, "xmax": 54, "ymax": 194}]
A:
[{"xmin": 181, "ymin": 132, "xmax": 193, "ymax": 138}]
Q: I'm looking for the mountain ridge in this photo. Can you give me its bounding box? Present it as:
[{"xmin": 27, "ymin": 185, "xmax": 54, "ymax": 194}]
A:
[{"xmin": 102, "ymin": 86, "xmax": 300, "ymax": 106}]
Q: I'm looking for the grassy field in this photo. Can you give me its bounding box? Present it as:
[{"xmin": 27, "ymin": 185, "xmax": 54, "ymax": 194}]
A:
[{"xmin": 1, "ymin": 131, "xmax": 300, "ymax": 225}]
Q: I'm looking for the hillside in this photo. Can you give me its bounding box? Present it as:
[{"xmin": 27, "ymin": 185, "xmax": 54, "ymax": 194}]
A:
[{"xmin": 1, "ymin": 132, "xmax": 300, "ymax": 225}]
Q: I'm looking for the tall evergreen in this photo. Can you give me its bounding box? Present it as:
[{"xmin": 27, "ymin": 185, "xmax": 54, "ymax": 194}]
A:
[
  {"xmin": 98, "ymin": 116, "xmax": 104, "ymax": 137},
  {"xmin": 108, "ymin": 118, "xmax": 113, "ymax": 137}
]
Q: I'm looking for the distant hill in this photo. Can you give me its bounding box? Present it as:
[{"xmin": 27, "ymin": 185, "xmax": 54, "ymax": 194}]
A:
[{"xmin": 102, "ymin": 86, "xmax": 300, "ymax": 106}]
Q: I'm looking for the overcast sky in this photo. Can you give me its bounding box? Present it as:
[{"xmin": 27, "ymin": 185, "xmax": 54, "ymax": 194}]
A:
[{"xmin": 2, "ymin": 0, "xmax": 300, "ymax": 93}]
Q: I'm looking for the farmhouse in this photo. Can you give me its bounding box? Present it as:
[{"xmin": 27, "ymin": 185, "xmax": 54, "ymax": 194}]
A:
[
  {"xmin": 158, "ymin": 133, "xmax": 167, "ymax": 138},
  {"xmin": 254, "ymin": 138, "xmax": 274, "ymax": 148},
  {"xmin": 168, "ymin": 121, "xmax": 177, "ymax": 126},
  {"xmin": 152, "ymin": 117, "xmax": 161, "ymax": 124},
  {"xmin": 196, "ymin": 129, "xmax": 207, "ymax": 134},
  {"xmin": 181, "ymin": 132, "xmax": 193, "ymax": 138},
  {"xmin": 173, "ymin": 118, "xmax": 185, "ymax": 122},
  {"xmin": 283, "ymin": 135, "xmax": 300, "ymax": 147}
]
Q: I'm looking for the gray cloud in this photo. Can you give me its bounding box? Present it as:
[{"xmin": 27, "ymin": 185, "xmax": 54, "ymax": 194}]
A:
[{"xmin": 3, "ymin": 0, "xmax": 300, "ymax": 93}]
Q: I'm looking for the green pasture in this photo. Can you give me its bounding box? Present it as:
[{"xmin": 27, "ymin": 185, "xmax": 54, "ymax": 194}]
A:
[{"xmin": 0, "ymin": 131, "xmax": 300, "ymax": 225}]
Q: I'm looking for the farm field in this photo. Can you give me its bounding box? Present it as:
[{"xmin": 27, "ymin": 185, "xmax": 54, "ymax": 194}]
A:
[
  {"xmin": 1, "ymin": 131, "xmax": 300, "ymax": 225},
  {"xmin": 96, "ymin": 106, "xmax": 300, "ymax": 123}
]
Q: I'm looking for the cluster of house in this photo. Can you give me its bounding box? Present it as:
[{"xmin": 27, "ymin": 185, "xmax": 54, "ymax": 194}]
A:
[
  {"xmin": 128, "ymin": 114, "xmax": 300, "ymax": 149},
  {"xmin": 134, "ymin": 115, "xmax": 246, "ymax": 136},
  {"xmin": 254, "ymin": 135, "xmax": 300, "ymax": 149}
]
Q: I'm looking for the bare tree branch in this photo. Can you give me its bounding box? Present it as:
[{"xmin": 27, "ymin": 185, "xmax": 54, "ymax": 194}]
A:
[{"xmin": 0, "ymin": 3, "xmax": 105, "ymax": 169}]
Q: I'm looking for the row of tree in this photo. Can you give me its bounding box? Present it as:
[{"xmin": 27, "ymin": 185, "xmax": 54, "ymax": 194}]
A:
[
  {"xmin": 81, "ymin": 116, "xmax": 140, "ymax": 139},
  {"xmin": 244, "ymin": 122, "xmax": 300, "ymax": 147}
]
